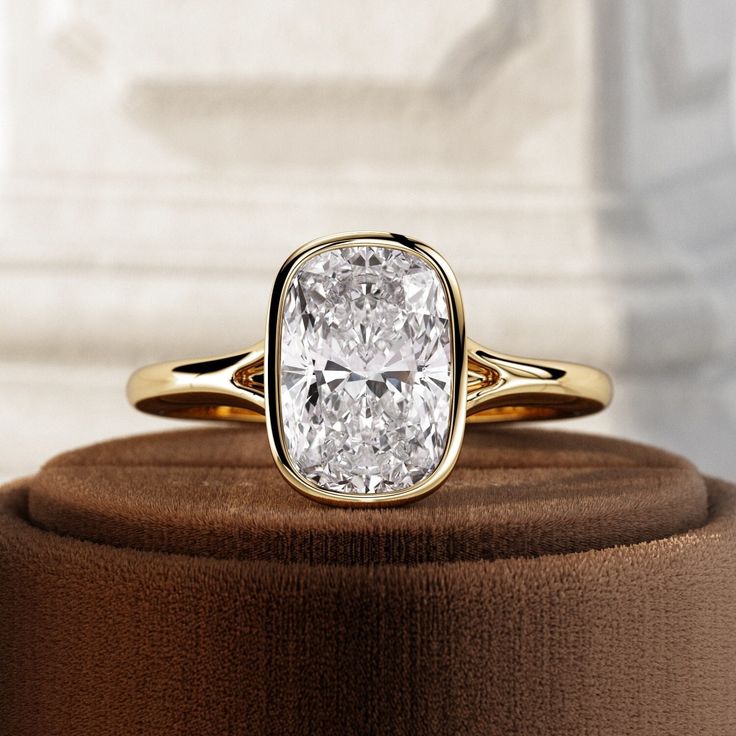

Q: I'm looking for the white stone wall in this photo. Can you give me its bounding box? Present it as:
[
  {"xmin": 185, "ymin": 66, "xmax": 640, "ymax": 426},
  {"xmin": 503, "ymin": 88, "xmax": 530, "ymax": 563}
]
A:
[{"xmin": 1, "ymin": 0, "xmax": 735, "ymax": 480}]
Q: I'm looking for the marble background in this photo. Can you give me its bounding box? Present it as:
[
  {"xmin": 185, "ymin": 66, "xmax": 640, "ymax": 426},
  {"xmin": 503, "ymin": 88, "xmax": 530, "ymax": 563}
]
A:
[{"xmin": 1, "ymin": 0, "xmax": 735, "ymax": 481}]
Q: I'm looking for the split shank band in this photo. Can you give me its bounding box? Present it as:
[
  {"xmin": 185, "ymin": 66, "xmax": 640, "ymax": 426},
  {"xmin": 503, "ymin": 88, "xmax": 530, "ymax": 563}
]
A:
[{"xmin": 128, "ymin": 339, "xmax": 611, "ymax": 426}]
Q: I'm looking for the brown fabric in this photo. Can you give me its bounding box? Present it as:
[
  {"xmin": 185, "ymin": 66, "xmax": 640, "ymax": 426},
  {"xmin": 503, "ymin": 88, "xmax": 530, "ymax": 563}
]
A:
[
  {"xmin": 0, "ymin": 426, "xmax": 735, "ymax": 735},
  {"xmin": 30, "ymin": 426, "xmax": 708, "ymax": 563}
]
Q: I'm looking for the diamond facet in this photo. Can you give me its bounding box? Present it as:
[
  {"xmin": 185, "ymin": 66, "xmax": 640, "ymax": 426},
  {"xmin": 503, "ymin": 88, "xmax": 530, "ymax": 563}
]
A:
[{"xmin": 278, "ymin": 245, "xmax": 453, "ymax": 495}]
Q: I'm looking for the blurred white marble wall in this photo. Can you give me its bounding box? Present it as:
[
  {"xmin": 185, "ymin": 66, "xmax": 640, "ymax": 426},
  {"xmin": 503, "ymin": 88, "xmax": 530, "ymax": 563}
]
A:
[{"xmin": 1, "ymin": 0, "xmax": 735, "ymax": 480}]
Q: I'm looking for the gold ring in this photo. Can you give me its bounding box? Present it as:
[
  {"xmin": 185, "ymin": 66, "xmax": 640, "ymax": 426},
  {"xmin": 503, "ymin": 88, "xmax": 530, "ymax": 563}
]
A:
[{"xmin": 128, "ymin": 231, "xmax": 613, "ymax": 507}]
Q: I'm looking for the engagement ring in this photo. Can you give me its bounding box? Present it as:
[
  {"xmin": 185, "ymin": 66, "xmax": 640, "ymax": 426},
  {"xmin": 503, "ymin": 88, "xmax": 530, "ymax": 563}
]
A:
[{"xmin": 128, "ymin": 231, "xmax": 612, "ymax": 506}]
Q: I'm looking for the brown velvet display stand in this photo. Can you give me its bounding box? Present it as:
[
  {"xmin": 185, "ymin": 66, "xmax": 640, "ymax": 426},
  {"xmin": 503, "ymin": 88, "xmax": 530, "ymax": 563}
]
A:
[{"xmin": 1, "ymin": 425, "xmax": 735, "ymax": 736}]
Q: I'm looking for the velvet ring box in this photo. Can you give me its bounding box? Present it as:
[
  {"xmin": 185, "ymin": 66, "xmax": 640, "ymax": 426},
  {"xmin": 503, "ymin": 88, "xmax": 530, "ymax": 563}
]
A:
[{"xmin": 1, "ymin": 425, "xmax": 735, "ymax": 735}]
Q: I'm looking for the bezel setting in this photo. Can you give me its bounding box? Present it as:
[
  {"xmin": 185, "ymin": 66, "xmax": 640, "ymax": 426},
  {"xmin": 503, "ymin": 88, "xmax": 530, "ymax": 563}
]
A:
[{"xmin": 265, "ymin": 231, "xmax": 467, "ymax": 507}]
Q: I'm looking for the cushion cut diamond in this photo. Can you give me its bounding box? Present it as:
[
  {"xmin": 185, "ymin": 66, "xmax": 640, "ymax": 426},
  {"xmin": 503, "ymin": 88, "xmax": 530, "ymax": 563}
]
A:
[{"xmin": 279, "ymin": 245, "xmax": 453, "ymax": 494}]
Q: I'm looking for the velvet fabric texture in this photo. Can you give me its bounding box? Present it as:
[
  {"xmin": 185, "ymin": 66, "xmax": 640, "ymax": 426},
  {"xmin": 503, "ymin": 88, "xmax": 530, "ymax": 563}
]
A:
[{"xmin": 1, "ymin": 426, "xmax": 735, "ymax": 735}]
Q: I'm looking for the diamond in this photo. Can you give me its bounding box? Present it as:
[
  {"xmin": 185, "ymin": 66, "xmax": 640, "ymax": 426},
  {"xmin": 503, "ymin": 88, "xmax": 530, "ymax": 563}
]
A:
[{"xmin": 278, "ymin": 245, "xmax": 453, "ymax": 494}]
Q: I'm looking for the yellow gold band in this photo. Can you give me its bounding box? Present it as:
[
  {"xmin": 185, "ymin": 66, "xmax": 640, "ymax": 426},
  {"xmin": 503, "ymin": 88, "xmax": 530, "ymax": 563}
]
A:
[{"xmin": 127, "ymin": 339, "xmax": 612, "ymax": 425}]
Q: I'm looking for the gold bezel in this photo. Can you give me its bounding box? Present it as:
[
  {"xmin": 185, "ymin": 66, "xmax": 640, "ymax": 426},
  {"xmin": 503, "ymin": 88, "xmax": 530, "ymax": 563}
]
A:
[{"xmin": 264, "ymin": 231, "xmax": 467, "ymax": 508}]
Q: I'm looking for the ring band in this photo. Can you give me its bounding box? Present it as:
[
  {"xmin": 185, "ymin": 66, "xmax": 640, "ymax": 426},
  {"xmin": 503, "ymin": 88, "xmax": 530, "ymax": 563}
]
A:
[
  {"xmin": 128, "ymin": 231, "xmax": 612, "ymax": 506},
  {"xmin": 127, "ymin": 340, "xmax": 610, "ymax": 424}
]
